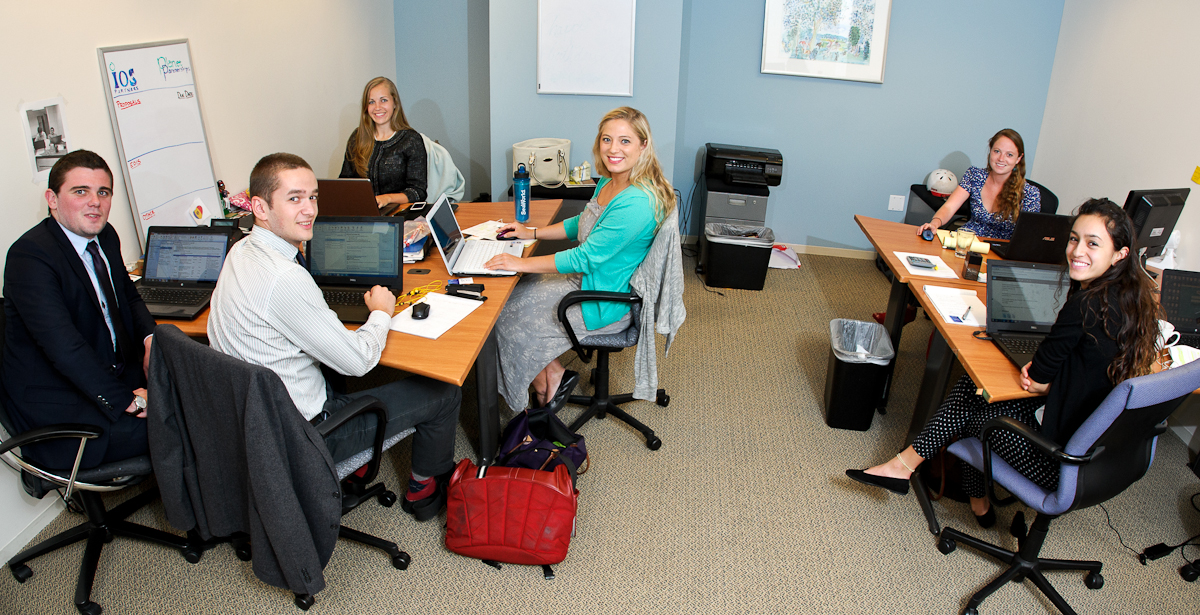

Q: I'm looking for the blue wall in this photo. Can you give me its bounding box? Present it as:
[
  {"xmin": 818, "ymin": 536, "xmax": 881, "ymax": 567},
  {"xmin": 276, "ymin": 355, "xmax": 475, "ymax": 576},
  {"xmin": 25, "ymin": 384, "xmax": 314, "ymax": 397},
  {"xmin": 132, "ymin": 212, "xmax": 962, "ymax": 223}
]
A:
[
  {"xmin": 674, "ymin": 0, "xmax": 1064, "ymax": 249},
  {"xmin": 394, "ymin": 1, "xmax": 491, "ymax": 200},
  {"xmin": 487, "ymin": 0, "xmax": 684, "ymax": 200}
]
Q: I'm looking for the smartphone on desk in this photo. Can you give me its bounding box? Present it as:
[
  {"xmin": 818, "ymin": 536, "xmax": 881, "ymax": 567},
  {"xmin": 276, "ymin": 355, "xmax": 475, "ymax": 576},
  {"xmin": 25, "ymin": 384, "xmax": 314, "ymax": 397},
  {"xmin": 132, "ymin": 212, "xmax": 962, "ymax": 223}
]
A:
[{"xmin": 906, "ymin": 256, "xmax": 936, "ymax": 269}]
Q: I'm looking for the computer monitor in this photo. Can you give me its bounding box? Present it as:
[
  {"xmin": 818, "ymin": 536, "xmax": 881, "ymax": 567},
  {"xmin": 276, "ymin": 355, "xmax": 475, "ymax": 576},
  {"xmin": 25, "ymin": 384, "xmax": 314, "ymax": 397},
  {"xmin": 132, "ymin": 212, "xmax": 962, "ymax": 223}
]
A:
[{"xmin": 1122, "ymin": 188, "xmax": 1189, "ymax": 258}]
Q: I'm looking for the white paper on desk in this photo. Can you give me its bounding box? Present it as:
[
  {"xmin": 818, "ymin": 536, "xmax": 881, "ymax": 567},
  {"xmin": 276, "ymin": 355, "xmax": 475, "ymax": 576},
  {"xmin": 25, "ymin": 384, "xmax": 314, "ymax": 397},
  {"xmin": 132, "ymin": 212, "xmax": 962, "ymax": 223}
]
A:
[
  {"xmin": 894, "ymin": 251, "xmax": 958, "ymax": 279},
  {"xmin": 460, "ymin": 220, "xmax": 536, "ymax": 247},
  {"xmin": 390, "ymin": 293, "xmax": 484, "ymax": 340},
  {"xmin": 923, "ymin": 285, "xmax": 986, "ymax": 326}
]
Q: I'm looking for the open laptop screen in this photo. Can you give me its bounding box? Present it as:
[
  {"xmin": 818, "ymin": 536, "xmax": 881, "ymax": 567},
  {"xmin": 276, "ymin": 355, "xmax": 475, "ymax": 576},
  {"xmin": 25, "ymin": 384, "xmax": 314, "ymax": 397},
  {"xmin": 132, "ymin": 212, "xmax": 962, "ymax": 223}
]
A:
[
  {"xmin": 143, "ymin": 231, "xmax": 229, "ymax": 284},
  {"xmin": 987, "ymin": 262, "xmax": 1067, "ymax": 330},
  {"xmin": 426, "ymin": 197, "xmax": 463, "ymax": 261},
  {"xmin": 1162, "ymin": 270, "xmax": 1200, "ymax": 335},
  {"xmin": 308, "ymin": 218, "xmax": 402, "ymax": 280}
]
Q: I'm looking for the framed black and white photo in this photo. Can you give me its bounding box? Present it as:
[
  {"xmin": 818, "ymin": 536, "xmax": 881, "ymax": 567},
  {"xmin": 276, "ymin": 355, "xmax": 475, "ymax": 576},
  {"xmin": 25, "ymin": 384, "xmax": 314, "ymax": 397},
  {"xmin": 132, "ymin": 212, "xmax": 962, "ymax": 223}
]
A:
[{"xmin": 20, "ymin": 97, "xmax": 71, "ymax": 177}]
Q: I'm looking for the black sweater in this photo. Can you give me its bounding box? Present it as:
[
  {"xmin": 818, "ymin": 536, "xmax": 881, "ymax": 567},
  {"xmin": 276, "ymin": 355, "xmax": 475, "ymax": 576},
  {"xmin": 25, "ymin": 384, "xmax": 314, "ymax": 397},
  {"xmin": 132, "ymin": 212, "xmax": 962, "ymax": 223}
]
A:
[
  {"xmin": 339, "ymin": 128, "xmax": 427, "ymax": 204},
  {"xmin": 1027, "ymin": 285, "xmax": 1123, "ymax": 445}
]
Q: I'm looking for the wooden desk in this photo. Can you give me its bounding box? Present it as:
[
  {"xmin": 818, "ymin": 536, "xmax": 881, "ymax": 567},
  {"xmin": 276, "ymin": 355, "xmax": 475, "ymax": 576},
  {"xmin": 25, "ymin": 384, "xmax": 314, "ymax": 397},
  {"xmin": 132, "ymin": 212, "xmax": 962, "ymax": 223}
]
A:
[{"xmin": 161, "ymin": 200, "xmax": 563, "ymax": 465}]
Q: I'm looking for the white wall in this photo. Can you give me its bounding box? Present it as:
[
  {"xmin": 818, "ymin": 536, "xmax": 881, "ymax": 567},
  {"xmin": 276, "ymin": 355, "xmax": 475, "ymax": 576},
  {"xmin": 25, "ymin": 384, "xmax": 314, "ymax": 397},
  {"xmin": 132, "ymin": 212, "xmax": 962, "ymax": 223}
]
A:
[
  {"xmin": 1033, "ymin": 0, "xmax": 1200, "ymax": 271},
  {"xmin": 0, "ymin": 0, "xmax": 395, "ymax": 563}
]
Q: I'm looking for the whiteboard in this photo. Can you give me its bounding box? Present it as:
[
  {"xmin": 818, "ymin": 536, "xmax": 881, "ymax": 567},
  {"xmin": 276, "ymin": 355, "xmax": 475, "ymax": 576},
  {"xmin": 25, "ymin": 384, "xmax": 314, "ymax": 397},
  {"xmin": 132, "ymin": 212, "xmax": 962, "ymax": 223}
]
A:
[
  {"xmin": 537, "ymin": 0, "xmax": 635, "ymax": 96},
  {"xmin": 98, "ymin": 39, "xmax": 219, "ymax": 250}
]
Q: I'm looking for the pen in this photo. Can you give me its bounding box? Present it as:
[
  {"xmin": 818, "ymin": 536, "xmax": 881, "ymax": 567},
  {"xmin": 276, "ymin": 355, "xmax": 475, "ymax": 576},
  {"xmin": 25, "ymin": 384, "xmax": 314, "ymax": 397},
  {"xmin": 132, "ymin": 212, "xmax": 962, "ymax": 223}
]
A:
[{"xmin": 961, "ymin": 306, "xmax": 972, "ymax": 321}]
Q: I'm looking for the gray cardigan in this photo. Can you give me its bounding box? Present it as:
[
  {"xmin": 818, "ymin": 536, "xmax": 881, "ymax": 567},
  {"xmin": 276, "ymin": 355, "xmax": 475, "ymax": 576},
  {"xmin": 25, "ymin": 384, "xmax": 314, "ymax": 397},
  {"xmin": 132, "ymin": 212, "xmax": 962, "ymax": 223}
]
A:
[{"xmin": 147, "ymin": 324, "xmax": 341, "ymax": 597}]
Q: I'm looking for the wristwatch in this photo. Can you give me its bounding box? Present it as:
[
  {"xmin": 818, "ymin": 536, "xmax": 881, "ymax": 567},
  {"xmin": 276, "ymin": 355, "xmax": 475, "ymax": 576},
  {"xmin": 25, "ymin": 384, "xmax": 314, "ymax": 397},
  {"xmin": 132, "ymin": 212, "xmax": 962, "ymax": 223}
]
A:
[{"xmin": 134, "ymin": 395, "xmax": 147, "ymax": 411}]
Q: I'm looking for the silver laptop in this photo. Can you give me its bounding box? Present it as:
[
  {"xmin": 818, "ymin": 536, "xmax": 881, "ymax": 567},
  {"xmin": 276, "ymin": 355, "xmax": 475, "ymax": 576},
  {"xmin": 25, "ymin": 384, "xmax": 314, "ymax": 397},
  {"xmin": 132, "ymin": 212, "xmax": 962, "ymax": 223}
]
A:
[
  {"xmin": 317, "ymin": 178, "xmax": 401, "ymax": 217},
  {"xmin": 138, "ymin": 226, "xmax": 238, "ymax": 319},
  {"xmin": 985, "ymin": 260, "xmax": 1069, "ymax": 367},
  {"xmin": 304, "ymin": 216, "xmax": 404, "ymax": 323},
  {"xmin": 425, "ymin": 195, "xmax": 524, "ymax": 276}
]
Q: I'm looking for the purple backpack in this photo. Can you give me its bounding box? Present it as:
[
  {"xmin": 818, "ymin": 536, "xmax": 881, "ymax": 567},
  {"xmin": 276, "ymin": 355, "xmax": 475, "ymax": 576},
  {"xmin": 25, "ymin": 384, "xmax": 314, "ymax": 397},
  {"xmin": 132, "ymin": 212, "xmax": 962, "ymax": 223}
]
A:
[{"xmin": 496, "ymin": 406, "xmax": 588, "ymax": 477}]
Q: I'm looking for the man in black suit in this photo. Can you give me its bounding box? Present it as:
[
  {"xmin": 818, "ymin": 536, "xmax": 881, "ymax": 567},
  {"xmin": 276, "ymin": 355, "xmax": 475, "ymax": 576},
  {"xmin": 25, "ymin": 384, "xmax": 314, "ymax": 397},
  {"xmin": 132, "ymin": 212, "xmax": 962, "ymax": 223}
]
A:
[{"xmin": 2, "ymin": 150, "xmax": 156, "ymax": 470}]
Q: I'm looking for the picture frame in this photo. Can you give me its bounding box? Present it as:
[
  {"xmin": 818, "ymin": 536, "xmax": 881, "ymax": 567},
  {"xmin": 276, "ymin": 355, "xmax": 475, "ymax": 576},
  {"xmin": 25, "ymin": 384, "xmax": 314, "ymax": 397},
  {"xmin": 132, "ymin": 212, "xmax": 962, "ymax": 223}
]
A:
[
  {"xmin": 19, "ymin": 97, "xmax": 71, "ymax": 178},
  {"xmin": 761, "ymin": 0, "xmax": 892, "ymax": 83}
]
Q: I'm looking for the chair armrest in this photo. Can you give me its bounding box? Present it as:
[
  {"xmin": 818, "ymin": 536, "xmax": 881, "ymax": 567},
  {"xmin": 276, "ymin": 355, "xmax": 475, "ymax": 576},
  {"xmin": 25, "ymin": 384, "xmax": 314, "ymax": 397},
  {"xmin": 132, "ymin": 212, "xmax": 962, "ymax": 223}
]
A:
[
  {"xmin": 977, "ymin": 416, "xmax": 1104, "ymax": 508},
  {"xmin": 0, "ymin": 423, "xmax": 103, "ymax": 456},
  {"xmin": 556, "ymin": 290, "xmax": 642, "ymax": 361},
  {"xmin": 316, "ymin": 395, "xmax": 388, "ymax": 485}
]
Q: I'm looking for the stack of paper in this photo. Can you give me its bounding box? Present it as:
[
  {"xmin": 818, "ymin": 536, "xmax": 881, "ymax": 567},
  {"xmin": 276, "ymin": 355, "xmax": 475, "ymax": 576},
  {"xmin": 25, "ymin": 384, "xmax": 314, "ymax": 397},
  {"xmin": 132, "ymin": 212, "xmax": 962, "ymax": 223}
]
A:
[
  {"xmin": 922, "ymin": 285, "xmax": 986, "ymax": 326},
  {"xmin": 390, "ymin": 292, "xmax": 484, "ymax": 340},
  {"xmin": 893, "ymin": 251, "xmax": 958, "ymax": 279},
  {"xmin": 404, "ymin": 236, "xmax": 428, "ymax": 263}
]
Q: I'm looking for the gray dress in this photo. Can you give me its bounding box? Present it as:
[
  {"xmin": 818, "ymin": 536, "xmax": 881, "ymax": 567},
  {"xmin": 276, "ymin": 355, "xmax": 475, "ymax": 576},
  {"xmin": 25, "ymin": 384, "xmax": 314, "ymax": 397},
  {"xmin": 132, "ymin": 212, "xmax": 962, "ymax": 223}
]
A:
[{"xmin": 495, "ymin": 198, "xmax": 632, "ymax": 410}]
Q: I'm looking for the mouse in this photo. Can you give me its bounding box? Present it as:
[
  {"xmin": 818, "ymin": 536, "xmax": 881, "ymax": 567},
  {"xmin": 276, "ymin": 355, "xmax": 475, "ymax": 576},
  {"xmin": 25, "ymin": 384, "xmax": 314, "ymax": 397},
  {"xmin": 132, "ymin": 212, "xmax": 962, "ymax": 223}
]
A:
[
  {"xmin": 412, "ymin": 303, "xmax": 430, "ymax": 320},
  {"xmin": 921, "ymin": 228, "xmax": 935, "ymax": 241}
]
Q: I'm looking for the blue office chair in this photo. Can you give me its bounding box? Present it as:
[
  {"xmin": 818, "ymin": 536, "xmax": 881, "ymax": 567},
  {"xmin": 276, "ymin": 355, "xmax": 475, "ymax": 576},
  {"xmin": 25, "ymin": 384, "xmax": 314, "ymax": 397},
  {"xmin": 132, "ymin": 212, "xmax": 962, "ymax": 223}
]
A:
[{"xmin": 936, "ymin": 358, "xmax": 1200, "ymax": 615}]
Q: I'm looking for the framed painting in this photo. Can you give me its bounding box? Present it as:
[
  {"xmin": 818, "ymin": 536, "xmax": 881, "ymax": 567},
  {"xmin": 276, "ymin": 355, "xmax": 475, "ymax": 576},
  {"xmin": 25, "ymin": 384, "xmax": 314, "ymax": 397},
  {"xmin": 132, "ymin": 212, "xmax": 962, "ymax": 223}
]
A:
[{"xmin": 761, "ymin": 0, "xmax": 892, "ymax": 83}]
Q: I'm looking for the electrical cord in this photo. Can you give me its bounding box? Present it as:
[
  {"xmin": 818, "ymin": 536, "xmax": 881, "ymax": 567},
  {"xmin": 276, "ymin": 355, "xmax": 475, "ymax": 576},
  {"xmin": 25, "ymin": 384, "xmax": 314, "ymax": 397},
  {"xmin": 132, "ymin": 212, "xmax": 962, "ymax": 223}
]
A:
[{"xmin": 1098, "ymin": 503, "xmax": 1143, "ymax": 561}]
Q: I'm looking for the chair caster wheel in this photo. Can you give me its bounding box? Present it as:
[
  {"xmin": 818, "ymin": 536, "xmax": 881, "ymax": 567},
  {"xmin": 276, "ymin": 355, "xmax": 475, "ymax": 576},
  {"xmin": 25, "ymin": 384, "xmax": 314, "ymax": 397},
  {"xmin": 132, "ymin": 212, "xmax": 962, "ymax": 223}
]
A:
[
  {"xmin": 1084, "ymin": 571, "xmax": 1104, "ymax": 589},
  {"xmin": 10, "ymin": 563, "xmax": 32, "ymax": 583},
  {"xmin": 962, "ymin": 608, "xmax": 978, "ymax": 615},
  {"xmin": 1180, "ymin": 563, "xmax": 1198, "ymax": 582},
  {"xmin": 294, "ymin": 593, "xmax": 314, "ymax": 611},
  {"xmin": 378, "ymin": 490, "xmax": 397, "ymax": 507},
  {"xmin": 656, "ymin": 389, "xmax": 670, "ymax": 407},
  {"xmin": 76, "ymin": 600, "xmax": 103, "ymax": 615},
  {"xmin": 937, "ymin": 536, "xmax": 957, "ymax": 554},
  {"xmin": 182, "ymin": 548, "xmax": 202, "ymax": 564},
  {"xmin": 103, "ymin": 531, "xmax": 115, "ymax": 543},
  {"xmin": 236, "ymin": 546, "xmax": 252, "ymax": 561},
  {"xmin": 645, "ymin": 436, "xmax": 662, "ymax": 450},
  {"xmin": 392, "ymin": 551, "xmax": 411, "ymax": 570}
]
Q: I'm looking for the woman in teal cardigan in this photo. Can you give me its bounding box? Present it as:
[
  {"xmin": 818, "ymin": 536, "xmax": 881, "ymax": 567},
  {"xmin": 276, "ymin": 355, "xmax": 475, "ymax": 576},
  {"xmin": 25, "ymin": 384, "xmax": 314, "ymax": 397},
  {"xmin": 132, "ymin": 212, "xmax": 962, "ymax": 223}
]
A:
[{"xmin": 487, "ymin": 107, "xmax": 676, "ymax": 411}]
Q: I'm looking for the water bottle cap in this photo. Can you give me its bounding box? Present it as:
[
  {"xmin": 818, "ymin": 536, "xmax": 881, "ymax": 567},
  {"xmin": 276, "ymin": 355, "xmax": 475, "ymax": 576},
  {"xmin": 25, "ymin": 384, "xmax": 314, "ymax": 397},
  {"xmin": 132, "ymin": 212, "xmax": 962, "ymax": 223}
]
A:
[{"xmin": 514, "ymin": 163, "xmax": 529, "ymax": 179}]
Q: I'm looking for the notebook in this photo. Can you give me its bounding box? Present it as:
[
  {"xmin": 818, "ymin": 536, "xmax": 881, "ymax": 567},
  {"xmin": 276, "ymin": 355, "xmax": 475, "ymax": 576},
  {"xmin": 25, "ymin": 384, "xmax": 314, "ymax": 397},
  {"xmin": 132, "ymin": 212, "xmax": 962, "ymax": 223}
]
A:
[
  {"xmin": 985, "ymin": 260, "xmax": 1069, "ymax": 367},
  {"xmin": 317, "ymin": 178, "xmax": 401, "ymax": 217},
  {"xmin": 425, "ymin": 195, "xmax": 524, "ymax": 276},
  {"xmin": 1161, "ymin": 269, "xmax": 1200, "ymax": 348},
  {"xmin": 989, "ymin": 212, "xmax": 1073, "ymax": 264},
  {"xmin": 304, "ymin": 216, "xmax": 405, "ymax": 324},
  {"xmin": 138, "ymin": 226, "xmax": 238, "ymax": 319}
]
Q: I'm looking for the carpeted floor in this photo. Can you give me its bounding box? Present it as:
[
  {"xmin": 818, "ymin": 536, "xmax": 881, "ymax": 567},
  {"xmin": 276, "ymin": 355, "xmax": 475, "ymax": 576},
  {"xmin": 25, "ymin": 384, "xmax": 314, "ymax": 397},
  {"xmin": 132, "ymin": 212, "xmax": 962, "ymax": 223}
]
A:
[{"xmin": 2, "ymin": 252, "xmax": 1198, "ymax": 614}]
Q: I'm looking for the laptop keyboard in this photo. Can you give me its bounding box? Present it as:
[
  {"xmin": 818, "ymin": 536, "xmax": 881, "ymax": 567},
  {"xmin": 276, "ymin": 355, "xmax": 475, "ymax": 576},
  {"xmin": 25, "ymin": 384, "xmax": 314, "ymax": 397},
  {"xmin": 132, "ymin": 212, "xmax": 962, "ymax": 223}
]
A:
[
  {"xmin": 323, "ymin": 290, "xmax": 365, "ymax": 307},
  {"xmin": 139, "ymin": 288, "xmax": 210, "ymax": 305},
  {"xmin": 455, "ymin": 241, "xmax": 517, "ymax": 272},
  {"xmin": 1179, "ymin": 332, "xmax": 1200, "ymax": 348},
  {"xmin": 997, "ymin": 336, "xmax": 1041, "ymax": 357}
]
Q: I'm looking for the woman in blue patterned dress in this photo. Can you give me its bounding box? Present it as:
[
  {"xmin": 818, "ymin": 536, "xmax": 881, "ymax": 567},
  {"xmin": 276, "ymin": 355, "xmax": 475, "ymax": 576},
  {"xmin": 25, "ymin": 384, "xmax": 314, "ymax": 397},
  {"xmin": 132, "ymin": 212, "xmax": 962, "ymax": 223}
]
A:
[{"xmin": 918, "ymin": 129, "xmax": 1040, "ymax": 240}]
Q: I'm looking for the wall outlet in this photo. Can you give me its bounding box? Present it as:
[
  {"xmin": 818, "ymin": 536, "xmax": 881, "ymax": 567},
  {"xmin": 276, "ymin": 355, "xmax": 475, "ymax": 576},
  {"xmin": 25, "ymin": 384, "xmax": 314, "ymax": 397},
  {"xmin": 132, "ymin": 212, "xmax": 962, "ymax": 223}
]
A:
[{"xmin": 888, "ymin": 194, "xmax": 905, "ymax": 211}]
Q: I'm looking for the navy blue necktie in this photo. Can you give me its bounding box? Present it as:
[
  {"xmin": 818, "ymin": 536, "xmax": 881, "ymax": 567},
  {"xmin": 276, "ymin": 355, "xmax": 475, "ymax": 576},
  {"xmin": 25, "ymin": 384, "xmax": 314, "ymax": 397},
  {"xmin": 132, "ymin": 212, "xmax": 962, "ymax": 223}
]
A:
[{"xmin": 85, "ymin": 241, "xmax": 128, "ymax": 374}]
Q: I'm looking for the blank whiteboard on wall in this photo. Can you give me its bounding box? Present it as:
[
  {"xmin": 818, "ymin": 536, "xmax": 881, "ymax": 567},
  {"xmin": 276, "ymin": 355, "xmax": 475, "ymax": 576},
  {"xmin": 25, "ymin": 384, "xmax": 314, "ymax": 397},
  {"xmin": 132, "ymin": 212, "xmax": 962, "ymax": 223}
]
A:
[
  {"xmin": 98, "ymin": 39, "xmax": 219, "ymax": 250},
  {"xmin": 537, "ymin": 0, "xmax": 635, "ymax": 96}
]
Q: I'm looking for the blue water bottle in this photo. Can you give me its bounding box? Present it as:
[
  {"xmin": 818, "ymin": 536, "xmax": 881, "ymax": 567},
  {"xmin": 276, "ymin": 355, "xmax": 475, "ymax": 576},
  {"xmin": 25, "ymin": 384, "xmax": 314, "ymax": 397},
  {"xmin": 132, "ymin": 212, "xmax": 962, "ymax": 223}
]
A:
[{"xmin": 513, "ymin": 163, "xmax": 531, "ymax": 223}]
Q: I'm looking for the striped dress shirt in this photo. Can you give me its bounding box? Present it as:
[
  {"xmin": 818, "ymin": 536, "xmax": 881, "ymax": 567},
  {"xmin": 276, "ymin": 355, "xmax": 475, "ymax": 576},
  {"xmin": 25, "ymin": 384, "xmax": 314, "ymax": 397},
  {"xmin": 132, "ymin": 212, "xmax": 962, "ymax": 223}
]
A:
[{"xmin": 207, "ymin": 226, "xmax": 391, "ymax": 420}]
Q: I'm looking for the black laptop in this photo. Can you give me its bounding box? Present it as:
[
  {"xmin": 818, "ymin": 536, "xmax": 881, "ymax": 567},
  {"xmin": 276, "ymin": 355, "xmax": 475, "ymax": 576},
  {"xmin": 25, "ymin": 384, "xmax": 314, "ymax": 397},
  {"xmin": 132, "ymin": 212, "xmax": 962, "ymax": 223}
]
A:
[
  {"xmin": 990, "ymin": 212, "xmax": 1073, "ymax": 264},
  {"xmin": 304, "ymin": 216, "xmax": 404, "ymax": 324},
  {"xmin": 138, "ymin": 226, "xmax": 238, "ymax": 319},
  {"xmin": 1161, "ymin": 269, "xmax": 1200, "ymax": 348},
  {"xmin": 317, "ymin": 178, "xmax": 402, "ymax": 217},
  {"xmin": 985, "ymin": 260, "xmax": 1070, "ymax": 367}
]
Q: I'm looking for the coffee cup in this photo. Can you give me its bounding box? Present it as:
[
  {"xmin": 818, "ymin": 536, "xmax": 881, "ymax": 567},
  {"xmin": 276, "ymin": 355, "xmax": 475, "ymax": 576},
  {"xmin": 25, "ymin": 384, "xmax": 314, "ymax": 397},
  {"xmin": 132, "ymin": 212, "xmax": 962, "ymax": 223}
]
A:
[{"xmin": 1157, "ymin": 319, "xmax": 1181, "ymax": 351}]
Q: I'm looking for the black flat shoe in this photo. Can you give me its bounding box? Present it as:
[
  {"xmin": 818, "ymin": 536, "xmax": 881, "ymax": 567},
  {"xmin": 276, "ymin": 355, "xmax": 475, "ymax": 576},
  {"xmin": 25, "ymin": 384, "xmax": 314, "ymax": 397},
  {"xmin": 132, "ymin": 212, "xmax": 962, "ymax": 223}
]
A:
[
  {"xmin": 545, "ymin": 370, "xmax": 579, "ymax": 413},
  {"xmin": 845, "ymin": 469, "xmax": 910, "ymax": 496},
  {"xmin": 975, "ymin": 506, "xmax": 996, "ymax": 529}
]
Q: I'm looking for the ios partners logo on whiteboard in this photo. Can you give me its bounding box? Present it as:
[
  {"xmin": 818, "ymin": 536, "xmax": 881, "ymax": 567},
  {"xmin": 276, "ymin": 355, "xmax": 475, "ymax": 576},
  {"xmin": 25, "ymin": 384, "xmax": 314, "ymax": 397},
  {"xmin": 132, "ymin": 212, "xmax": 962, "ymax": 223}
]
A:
[{"xmin": 108, "ymin": 62, "xmax": 138, "ymax": 96}]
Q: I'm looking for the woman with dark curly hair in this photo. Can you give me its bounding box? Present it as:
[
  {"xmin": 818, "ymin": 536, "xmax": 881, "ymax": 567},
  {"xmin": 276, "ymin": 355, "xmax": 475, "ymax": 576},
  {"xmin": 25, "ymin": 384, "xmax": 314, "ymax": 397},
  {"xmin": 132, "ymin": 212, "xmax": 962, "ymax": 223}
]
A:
[{"xmin": 850, "ymin": 198, "xmax": 1160, "ymax": 527}]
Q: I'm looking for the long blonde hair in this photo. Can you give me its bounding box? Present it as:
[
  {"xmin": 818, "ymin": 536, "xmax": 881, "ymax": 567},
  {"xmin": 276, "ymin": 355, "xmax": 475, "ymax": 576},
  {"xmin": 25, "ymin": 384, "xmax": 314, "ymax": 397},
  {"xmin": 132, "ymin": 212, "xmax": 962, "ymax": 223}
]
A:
[
  {"xmin": 592, "ymin": 107, "xmax": 675, "ymax": 225},
  {"xmin": 988, "ymin": 128, "xmax": 1028, "ymax": 222},
  {"xmin": 349, "ymin": 77, "xmax": 412, "ymax": 177}
]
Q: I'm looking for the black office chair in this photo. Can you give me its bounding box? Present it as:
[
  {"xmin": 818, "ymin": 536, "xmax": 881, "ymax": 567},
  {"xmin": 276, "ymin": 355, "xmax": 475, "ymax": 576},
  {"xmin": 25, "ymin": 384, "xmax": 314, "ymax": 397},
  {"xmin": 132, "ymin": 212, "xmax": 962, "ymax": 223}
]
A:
[
  {"xmin": 936, "ymin": 358, "xmax": 1200, "ymax": 615},
  {"xmin": 149, "ymin": 324, "xmax": 411, "ymax": 611},
  {"xmin": 0, "ymin": 300, "xmax": 193, "ymax": 615},
  {"xmin": 556, "ymin": 208, "xmax": 685, "ymax": 450},
  {"xmin": 1026, "ymin": 179, "xmax": 1059, "ymax": 215}
]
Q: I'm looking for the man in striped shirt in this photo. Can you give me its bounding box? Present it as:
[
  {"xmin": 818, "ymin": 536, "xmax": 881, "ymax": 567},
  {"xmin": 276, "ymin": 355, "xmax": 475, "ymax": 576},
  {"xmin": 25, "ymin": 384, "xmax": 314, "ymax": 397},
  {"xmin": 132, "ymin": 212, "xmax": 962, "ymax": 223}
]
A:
[{"xmin": 207, "ymin": 153, "xmax": 460, "ymax": 522}]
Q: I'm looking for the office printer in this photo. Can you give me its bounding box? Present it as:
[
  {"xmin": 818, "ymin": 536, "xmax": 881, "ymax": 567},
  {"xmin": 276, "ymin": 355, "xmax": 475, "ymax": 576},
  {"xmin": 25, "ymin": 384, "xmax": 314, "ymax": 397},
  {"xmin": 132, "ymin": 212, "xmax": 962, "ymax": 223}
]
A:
[{"xmin": 698, "ymin": 143, "xmax": 783, "ymax": 229}]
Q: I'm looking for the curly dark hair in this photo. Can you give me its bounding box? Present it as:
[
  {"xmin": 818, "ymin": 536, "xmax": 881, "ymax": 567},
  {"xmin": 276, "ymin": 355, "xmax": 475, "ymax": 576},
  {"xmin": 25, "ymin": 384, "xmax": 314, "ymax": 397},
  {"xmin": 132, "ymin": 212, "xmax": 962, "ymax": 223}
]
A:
[{"xmin": 1069, "ymin": 198, "xmax": 1161, "ymax": 383}]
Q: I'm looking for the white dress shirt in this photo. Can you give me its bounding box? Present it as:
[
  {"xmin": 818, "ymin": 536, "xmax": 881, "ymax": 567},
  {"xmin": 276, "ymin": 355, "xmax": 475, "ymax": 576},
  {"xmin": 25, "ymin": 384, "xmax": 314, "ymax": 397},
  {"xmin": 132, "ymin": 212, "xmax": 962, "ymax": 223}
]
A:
[
  {"xmin": 207, "ymin": 226, "xmax": 392, "ymax": 419},
  {"xmin": 58, "ymin": 222, "xmax": 118, "ymax": 350}
]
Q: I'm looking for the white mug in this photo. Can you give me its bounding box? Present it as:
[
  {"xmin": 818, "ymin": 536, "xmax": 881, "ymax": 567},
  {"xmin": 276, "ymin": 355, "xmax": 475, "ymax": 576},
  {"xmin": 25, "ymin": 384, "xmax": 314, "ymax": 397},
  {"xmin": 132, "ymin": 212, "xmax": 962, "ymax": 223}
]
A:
[{"xmin": 1157, "ymin": 319, "xmax": 1181, "ymax": 351}]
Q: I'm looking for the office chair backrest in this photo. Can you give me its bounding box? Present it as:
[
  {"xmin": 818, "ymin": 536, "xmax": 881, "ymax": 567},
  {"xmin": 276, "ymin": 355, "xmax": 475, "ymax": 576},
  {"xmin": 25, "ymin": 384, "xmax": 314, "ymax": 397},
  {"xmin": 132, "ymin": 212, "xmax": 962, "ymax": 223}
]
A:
[
  {"xmin": 1058, "ymin": 358, "xmax": 1200, "ymax": 512},
  {"xmin": 1027, "ymin": 179, "xmax": 1058, "ymax": 215}
]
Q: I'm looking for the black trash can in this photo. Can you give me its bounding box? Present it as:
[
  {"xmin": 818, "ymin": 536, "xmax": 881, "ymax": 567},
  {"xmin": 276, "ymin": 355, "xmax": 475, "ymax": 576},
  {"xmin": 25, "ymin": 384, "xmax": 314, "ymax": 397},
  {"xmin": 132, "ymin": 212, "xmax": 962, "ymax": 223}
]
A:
[
  {"xmin": 703, "ymin": 223, "xmax": 774, "ymax": 290},
  {"xmin": 823, "ymin": 319, "xmax": 895, "ymax": 431}
]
